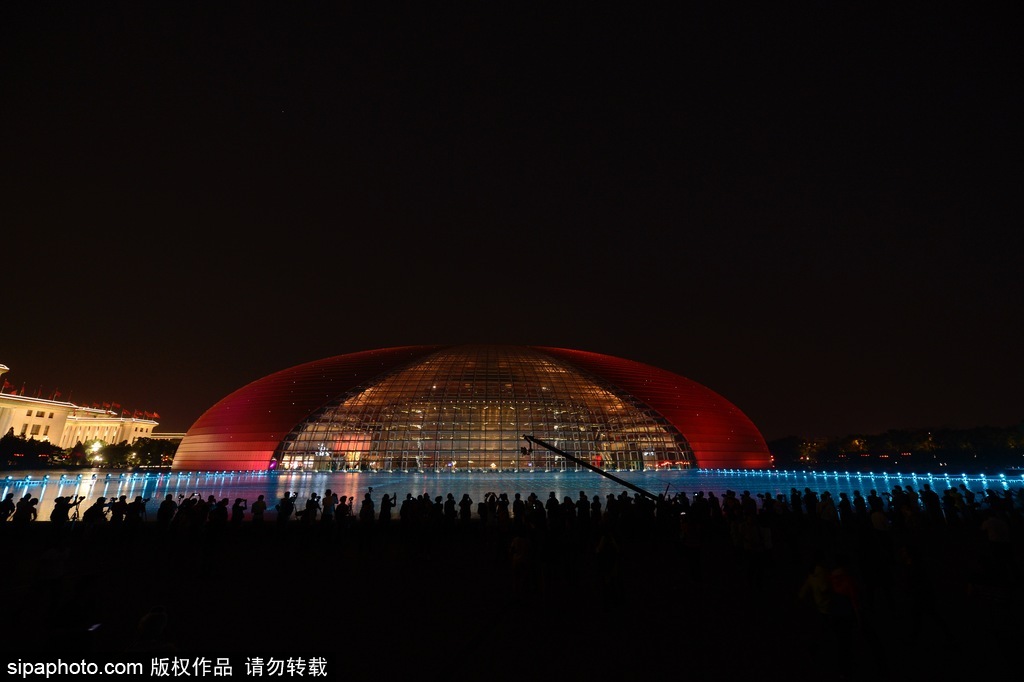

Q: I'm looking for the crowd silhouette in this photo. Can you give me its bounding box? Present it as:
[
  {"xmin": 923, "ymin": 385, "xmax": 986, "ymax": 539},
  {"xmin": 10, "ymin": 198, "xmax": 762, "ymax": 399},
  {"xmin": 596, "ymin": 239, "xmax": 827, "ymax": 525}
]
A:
[{"xmin": 1, "ymin": 480, "xmax": 1021, "ymax": 676}]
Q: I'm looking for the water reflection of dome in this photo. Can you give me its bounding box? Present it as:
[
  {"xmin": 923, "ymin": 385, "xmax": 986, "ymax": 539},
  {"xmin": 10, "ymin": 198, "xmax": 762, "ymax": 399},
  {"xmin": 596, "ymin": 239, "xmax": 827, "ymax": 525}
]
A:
[{"xmin": 172, "ymin": 345, "xmax": 771, "ymax": 473}]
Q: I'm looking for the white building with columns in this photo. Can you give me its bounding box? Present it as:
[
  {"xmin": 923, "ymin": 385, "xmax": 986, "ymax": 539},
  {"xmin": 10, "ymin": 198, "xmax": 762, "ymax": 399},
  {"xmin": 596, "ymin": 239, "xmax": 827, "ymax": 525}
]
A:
[{"xmin": 0, "ymin": 363, "xmax": 168, "ymax": 448}]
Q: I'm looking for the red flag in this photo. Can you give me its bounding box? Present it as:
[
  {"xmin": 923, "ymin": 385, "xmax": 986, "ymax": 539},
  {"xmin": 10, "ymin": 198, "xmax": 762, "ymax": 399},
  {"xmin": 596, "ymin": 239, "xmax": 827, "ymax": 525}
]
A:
[
  {"xmin": 122, "ymin": 408, "xmax": 130, "ymax": 417},
  {"xmin": 111, "ymin": 402, "xmax": 120, "ymax": 410},
  {"xmin": 152, "ymin": 411, "xmax": 161, "ymax": 419},
  {"xmin": 51, "ymin": 389, "xmax": 61, "ymax": 400},
  {"xmin": 1, "ymin": 379, "xmax": 11, "ymax": 393},
  {"xmin": 102, "ymin": 402, "xmax": 111, "ymax": 410}
]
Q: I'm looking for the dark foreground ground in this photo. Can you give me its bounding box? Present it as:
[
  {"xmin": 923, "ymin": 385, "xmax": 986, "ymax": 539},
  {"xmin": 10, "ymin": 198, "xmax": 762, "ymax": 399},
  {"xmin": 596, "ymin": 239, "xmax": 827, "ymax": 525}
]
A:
[{"xmin": 1, "ymin": 510, "xmax": 1021, "ymax": 680}]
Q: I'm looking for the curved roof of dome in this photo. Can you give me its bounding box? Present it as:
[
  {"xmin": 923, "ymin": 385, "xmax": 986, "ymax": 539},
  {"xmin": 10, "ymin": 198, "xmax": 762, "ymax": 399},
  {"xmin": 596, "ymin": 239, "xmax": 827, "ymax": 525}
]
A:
[{"xmin": 172, "ymin": 345, "xmax": 771, "ymax": 471}]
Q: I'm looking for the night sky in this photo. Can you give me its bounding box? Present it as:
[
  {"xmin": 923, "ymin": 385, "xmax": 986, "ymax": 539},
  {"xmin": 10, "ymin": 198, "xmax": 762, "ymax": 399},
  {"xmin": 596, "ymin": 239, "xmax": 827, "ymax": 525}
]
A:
[{"xmin": 3, "ymin": 4, "xmax": 1019, "ymax": 442}]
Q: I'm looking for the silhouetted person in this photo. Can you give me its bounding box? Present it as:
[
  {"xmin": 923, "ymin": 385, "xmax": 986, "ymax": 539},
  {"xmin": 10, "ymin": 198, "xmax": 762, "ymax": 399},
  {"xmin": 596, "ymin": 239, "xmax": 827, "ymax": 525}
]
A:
[
  {"xmin": 171, "ymin": 494, "xmax": 199, "ymax": 534},
  {"xmin": 251, "ymin": 495, "xmax": 267, "ymax": 524},
  {"xmin": 431, "ymin": 495, "xmax": 444, "ymax": 527},
  {"xmin": 156, "ymin": 494, "xmax": 178, "ymax": 531},
  {"xmin": 545, "ymin": 491, "xmax": 561, "ymax": 528},
  {"xmin": 82, "ymin": 496, "xmax": 109, "ymax": 525},
  {"xmin": 336, "ymin": 495, "xmax": 352, "ymax": 530},
  {"xmin": 379, "ymin": 493, "xmax": 397, "ymax": 525},
  {"xmin": 942, "ymin": 488, "xmax": 961, "ymax": 525},
  {"xmin": 276, "ymin": 492, "xmax": 296, "ymax": 524},
  {"xmin": 125, "ymin": 495, "xmax": 148, "ymax": 526},
  {"xmin": 12, "ymin": 496, "xmax": 38, "ymax": 524},
  {"xmin": 785, "ymin": 487, "xmax": 800, "ymax": 518},
  {"xmin": 802, "ymin": 488, "xmax": 819, "ymax": 524},
  {"xmin": 299, "ymin": 493, "xmax": 321, "ymax": 524},
  {"xmin": 231, "ymin": 498, "xmax": 247, "ymax": 525},
  {"xmin": 575, "ymin": 491, "xmax": 591, "ymax": 529},
  {"xmin": 399, "ymin": 493, "xmax": 415, "ymax": 530},
  {"xmin": 109, "ymin": 495, "xmax": 129, "ymax": 525},
  {"xmin": 852, "ymin": 490, "xmax": 868, "ymax": 525},
  {"xmin": 477, "ymin": 494, "xmax": 491, "ymax": 528},
  {"xmin": 208, "ymin": 498, "xmax": 229, "ymax": 528},
  {"xmin": 920, "ymin": 483, "xmax": 943, "ymax": 525},
  {"xmin": 707, "ymin": 491, "xmax": 722, "ymax": 522},
  {"xmin": 836, "ymin": 492, "xmax": 852, "ymax": 528},
  {"xmin": 817, "ymin": 491, "xmax": 839, "ymax": 529},
  {"xmin": 49, "ymin": 495, "xmax": 80, "ymax": 524},
  {"xmin": 866, "ymin": 489, "xmax": 884, "ymax": 514},
  {"xmin": 357, "ymin": 492, "xmax": 376, "ymax": 551},
  {"xmin": 458, "ymin": 493, "xmax": 473, "ymax": 525},
  {"xmin": 495, "ymin": 493, "xmax": 511, "ymax": 535},
  {"xmin": 321, "ymin": 490, "xmax": 337, "ymax": 525},
  {"xmin": 958, "ymin": 484, "xmax": 978, "ymax": 519},
  {"xmin": 528, "ymin": 493, "xmax": 548, "ymax": 532},
  {"xmin": 443, "ymin": 493, "xmax": 457, "ymax": 527},
  {"xmin": 512, "ymin": 493, "xmax": 526, "ymax": 530},
  {"xmin": 359, "ymin": 493, "xmax": 376, "ymax": 524},
  {"xmin": 196, "ymin": 494, "xmax": 216, "ymax": 525},
  {"xmin": 903, "ymin": 485, "xmax": 921, "ymax": 513},
  {"xmin": 0, "ymin": 493, "xmax": 15, "ymax": 523},
  {"xmin": 887, "ymin": 487, "xmax": 906, "ymax": 524}
]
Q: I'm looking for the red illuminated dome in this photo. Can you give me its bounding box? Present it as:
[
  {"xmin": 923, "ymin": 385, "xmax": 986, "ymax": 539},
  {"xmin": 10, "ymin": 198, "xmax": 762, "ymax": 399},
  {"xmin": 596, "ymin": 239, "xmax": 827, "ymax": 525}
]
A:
[{"xmin": 172, "ymin": 345, "xmax": 771, "ymax": 472}]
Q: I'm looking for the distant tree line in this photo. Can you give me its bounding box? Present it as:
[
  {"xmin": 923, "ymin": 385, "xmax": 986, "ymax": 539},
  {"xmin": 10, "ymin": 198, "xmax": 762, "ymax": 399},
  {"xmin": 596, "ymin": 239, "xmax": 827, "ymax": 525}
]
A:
[
  {"xmin": 768, "ymin": 421, "xmax": 1024, "ymax": 472},
  {"xmin": 0, "ymin": 429, "xmax": 178, "ymax": 469}
]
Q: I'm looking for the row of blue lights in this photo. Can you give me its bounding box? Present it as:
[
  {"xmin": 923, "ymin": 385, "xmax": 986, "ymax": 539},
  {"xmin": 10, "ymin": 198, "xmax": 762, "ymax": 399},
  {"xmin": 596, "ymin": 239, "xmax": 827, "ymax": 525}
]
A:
[
  {"xmin": 3, "ymin": 471, "xmax": 272, "ymax": 482},
  {"xmin": 3, "ymin": 469, "xmax": 1022, "ymax": 481},
  {"xmin": 699, "ymin": 469, "xmax": 1023, "ymax": 480}
]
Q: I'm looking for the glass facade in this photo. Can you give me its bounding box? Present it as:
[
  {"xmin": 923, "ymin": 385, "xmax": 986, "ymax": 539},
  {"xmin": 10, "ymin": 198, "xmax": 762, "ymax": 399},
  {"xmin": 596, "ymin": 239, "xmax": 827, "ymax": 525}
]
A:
[{"xmin": 275, "ymin": 345, "xmax": 693, "ymax": 472}]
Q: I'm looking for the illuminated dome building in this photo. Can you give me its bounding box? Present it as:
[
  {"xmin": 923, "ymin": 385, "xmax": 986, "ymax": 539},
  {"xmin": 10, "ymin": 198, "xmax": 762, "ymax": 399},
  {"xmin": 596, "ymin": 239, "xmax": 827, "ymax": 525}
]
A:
[{"xmin": 172, "ymin": 345, "xmax": 771, "ymax": 472}]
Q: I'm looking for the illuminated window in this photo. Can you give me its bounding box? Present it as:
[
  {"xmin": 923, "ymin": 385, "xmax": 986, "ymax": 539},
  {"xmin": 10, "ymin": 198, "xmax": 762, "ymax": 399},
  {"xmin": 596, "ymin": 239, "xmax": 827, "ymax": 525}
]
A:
[{"xmin": 30, "ymin": 424, "xmax": 41, "ymax": 436}]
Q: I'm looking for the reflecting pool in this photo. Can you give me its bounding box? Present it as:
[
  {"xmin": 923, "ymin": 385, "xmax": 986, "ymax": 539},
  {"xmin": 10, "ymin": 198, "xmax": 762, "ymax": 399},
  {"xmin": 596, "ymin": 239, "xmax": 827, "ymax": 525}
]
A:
[{"xmin": 4, "ymin": 467, "xmax": 1022, "ymax": 522}]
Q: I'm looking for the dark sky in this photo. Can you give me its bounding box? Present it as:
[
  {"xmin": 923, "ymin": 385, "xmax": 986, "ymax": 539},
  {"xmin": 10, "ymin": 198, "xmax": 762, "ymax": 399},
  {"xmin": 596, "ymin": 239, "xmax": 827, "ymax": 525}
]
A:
[{"xmin": 2, "ymin": 3, "xmax": 1020, "ymax": 441}]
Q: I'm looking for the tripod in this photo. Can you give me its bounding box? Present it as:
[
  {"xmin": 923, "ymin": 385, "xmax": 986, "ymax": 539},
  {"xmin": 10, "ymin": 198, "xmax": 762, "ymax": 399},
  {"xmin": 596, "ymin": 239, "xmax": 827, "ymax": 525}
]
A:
[{"xmin": 67, "ymin": 498, "xmax": 83, "ymax": 525}]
